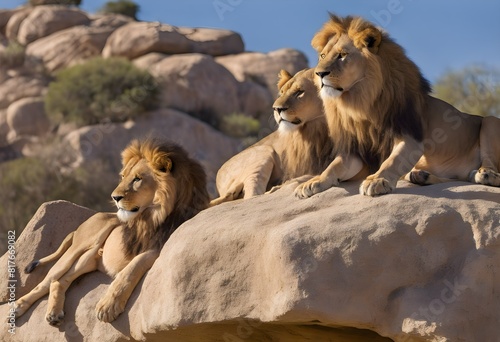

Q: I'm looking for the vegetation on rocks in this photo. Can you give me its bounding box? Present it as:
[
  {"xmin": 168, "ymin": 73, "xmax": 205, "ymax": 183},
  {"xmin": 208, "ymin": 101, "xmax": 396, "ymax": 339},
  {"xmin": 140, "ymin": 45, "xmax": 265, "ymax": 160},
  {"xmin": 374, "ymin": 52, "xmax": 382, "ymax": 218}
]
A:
[
  {"xmin": 29, "ymin": 0, "xmax": 82, "ymax": 6},
  {"xmin": 99, "ymin": 0, "xmax": 139, "ymax": 20},
  {"xmin": 0, "ymin": 41, "xmax": 25, "ymax": 69},
  {"xmin": 45, "ymin": 57, "xmax": 158, "ymax": 127}
]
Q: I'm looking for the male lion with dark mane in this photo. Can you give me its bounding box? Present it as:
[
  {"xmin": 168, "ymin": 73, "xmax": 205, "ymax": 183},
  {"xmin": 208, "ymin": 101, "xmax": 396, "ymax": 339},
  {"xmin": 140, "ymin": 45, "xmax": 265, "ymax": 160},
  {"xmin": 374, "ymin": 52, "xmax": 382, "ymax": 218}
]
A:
[
  {"xmin": 296, "ymin": 13, "xmax": 500, "ymax": 197},
  {"xmin": 211, "ymin": 68, "xmax": 366, "ymax": 205},
  {"xmin": 14, "ymin": 138, "xmax": 209, "ymax": 325}
]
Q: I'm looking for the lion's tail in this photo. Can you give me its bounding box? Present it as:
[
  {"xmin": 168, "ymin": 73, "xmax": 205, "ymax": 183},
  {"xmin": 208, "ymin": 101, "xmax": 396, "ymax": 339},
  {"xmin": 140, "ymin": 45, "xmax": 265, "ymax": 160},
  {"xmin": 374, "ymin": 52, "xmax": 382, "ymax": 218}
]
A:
[{"xmin": 24, "ymin": 231, "xmax": 75, "ymax": 274}]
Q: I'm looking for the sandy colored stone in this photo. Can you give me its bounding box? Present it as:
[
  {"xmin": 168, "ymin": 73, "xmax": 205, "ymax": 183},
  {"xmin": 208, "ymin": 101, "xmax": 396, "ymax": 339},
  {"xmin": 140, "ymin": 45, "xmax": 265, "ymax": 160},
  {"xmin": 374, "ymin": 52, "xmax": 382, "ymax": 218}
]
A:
[
  {"xmin": 216, "ymin": 48, "xmax": 309, "ymax": 97},
  {"xmin": 0, "ymin": 75, "xmax": 48, "ymax": 109},
  {"xmin": 17, "ymin": 5, "xmax": 90, "ymax": 45},
  {"xmin": 6, "ymin": 97, "xmax": 49, "ymax": 137},
  {"xmin": 102, "ymin": 21, "xmax": 243, "ymax": 59},
  {"xmin": 149, "ymin": 53, "xmax": 241, "ymax": 122},
  {"xmin": 63, "ymin": 108, "xmax": 241, "ymax": 196},
  {"xmin": 5, "ymin": 7, "xmax": 32, "ymax": 41},
  {"xmin": 0, "ymin": 181, "xmax": 499, "ymax": 341}
]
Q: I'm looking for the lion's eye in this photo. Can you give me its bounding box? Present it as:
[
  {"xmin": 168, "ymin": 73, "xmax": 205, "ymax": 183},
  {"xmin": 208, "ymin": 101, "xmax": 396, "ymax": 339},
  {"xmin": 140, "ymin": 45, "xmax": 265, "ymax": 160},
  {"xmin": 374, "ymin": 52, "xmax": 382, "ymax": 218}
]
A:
[
  {"xmin": 133, "ymin": 177, "xmax": 141, "ymax": 183},
  {"xmin": 320, "ymin": 53, "xmax": 326, "ymax": 60},
  {"xmin": 339, "ymin": 52, "xmax": 348, "ymax": 60},
  {"xmin": 295, "ymin": 90, "xmax": 304, "ymax": 98}
]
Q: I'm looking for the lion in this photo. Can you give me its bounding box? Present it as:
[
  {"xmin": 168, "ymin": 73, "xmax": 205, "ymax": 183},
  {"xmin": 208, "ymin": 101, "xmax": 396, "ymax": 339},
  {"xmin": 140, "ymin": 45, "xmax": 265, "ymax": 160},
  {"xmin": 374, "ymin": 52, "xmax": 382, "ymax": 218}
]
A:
[
  {"xmin": 14, "ymin": 138, "xmax": 209, "ymax": 325},
  {"xmin": 295, "ymin": 13, "xmax": 500, "ymax": 198},
  {"xmin": 211, "ymin": 68, "xmax": 366, "ymax": 205}
]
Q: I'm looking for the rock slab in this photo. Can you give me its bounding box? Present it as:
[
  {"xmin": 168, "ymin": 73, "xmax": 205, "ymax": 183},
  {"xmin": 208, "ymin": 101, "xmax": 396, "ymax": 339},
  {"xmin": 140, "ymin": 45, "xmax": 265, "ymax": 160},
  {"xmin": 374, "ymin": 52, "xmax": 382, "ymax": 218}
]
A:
[{"xmin": 0, "ymin": 181, "xmax": 499, "ymax": 341}]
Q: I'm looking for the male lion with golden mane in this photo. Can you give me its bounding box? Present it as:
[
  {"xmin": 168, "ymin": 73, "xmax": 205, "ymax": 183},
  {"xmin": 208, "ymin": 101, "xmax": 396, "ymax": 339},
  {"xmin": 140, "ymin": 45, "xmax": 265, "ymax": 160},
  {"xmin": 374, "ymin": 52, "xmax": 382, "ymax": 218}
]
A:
[
  {"xmin": 211, "ymin": 68, "xmax": 366, "ymax": 205},
  {"xmin": 14, "ymin": 138, "xmax": 209, "ymax": 325},
  {"xmin": 296, "ymin": 13, "xmax": 500, "ymax": 197}
]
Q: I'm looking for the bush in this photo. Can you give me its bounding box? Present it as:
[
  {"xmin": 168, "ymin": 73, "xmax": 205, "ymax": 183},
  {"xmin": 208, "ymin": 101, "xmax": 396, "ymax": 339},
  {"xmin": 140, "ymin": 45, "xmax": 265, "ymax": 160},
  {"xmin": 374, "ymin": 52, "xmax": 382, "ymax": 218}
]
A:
[
  {"xmin": 434, "ymin": 65, "xmax": 500, "ymax": 118},
  {"xmin": 220, "ymin": 113, "xmax": 260, "ymax": 138},
  {"xmin": 29, "ymin": 0, "xmax": 81, "ymax": 5},
  {"xmin": 0, "ymin": 41, "xmax": 25, "ymax": 69},
  {"xmin": 45, "ymin": 57, "xmax": 158, "ymax": 126},
  {"xmin": 0, "ymin": 153, "xmax": 117, "ymax": 254},
  {"xmin": 99, "ymin": 0, "xmax": 139, "ymax": 20}
]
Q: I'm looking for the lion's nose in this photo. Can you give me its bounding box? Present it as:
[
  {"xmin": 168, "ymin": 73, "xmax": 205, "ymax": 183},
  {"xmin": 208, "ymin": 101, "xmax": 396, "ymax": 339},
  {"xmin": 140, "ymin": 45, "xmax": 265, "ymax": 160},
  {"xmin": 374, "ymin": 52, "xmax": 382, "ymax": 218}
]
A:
[
  {"xmin": 316, "ymin": 71, "xmax": 330, "ymax": 78},
  {"xmin": 112, "ymin": 195, "xmax": 123, "ymax": 203},
  {"xmin": 274, "ymin": 107, "xmax": 288, "ymax": 114}
]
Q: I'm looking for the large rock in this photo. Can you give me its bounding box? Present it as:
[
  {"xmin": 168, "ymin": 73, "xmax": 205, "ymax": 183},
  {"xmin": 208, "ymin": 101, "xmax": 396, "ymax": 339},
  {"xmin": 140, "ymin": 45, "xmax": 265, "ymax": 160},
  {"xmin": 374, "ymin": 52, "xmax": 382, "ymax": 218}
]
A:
[
  {"xmin": 6, "ymin": 97, "xmax": 49, "ymax": 137},
  {"xmin": 5, "ymin": 7, "xmax": 32, "ymax": 41},
  {"xmin": 216, "ymin": 48, "xmax": 309, "ymax": 97},
  {"xmin": 25, "ymin": 17, "xmax": 129, "ymax": 73},
  {"xmin": 148, "ymin": 53, "xmax": 241, "ymax": 122},
  {"xmin": 0, "ymin": 8, "xmax": 22, "ymax": 35},
  {"xmin": 0, "ymin": 181, "xmax": 498, "ymax": 341},
  {"xmin": 63, "ymin": 108, "xmax": 241, "ymax": 195},
  {"xmin": 102, "ymin": 21, "xmax": 244, "ymax": 59},
  {"xmin": 0, "ymin": 75, "xmax": 48, "ymax": 109},
  {"xmin": 17, "ymin": 5, "xmax": 90, "ymax": 45}
]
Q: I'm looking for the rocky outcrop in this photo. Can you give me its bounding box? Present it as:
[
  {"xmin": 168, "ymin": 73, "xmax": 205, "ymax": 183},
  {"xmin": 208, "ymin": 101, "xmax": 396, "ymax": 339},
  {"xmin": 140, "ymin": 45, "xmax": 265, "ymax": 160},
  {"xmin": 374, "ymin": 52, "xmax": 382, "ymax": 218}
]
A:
[
  {"xmin": 1, "ymin": 181, "xmax": 499, "ymax": 341},
  {"xmin": 63, "ymin": 108, "xmax": 241, "ymax": 194},
  {"xmin": 6, "ymin": 97, "xmax": 49, "ymax": 138},
  {"xmin": 17, "ymin": 5, "xmax": 90, "ymax": 45},
  {"xmin": 26, "ymin": 17, "xmax": 130, "ymax": 72},
  {"xmin": 0, "ymin": 75, "xmax": 48, "ymax": 109},
  {"xmin": 102, "ymin": 21, "xmax": 244, "ymax": 59}
]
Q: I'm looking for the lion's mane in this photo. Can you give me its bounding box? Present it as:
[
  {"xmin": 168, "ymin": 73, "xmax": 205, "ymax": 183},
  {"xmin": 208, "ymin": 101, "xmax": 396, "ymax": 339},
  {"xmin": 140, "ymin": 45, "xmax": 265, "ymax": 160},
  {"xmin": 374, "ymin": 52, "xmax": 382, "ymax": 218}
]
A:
[
  {"xmin": 312, "ymin": 14, "xmax": 431, "ymax": 169},
  {"xmin": 120, "ymin": 138, "xmax": 209, "ymax": 256}
]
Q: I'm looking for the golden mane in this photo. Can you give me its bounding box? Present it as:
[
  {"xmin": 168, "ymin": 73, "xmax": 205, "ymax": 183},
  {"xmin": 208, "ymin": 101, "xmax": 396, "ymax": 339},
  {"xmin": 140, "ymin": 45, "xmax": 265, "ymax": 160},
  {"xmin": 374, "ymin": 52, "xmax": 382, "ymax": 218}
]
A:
[
  {"xmin": 120, "ymin": 138, "xmax": 209, "ymax": 257},
  {"xmin": 313, "ymin": 14, "xmax": 431, "ymax": 169}
]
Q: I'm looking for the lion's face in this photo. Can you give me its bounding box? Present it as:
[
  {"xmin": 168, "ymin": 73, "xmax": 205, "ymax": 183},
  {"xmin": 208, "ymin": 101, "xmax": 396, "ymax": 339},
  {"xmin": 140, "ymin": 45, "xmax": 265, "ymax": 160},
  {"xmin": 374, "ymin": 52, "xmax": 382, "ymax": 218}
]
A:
[
  {"xmin": 272, "ymin": 68, "xmax": 324, "ymax": 133},
  {"xmin": 112, "ymin": 159, "xmax": 163, "ymax": 222},
  {"xmin": 311, "ymin": 15, "xmax": 382, "ymax": 100}
]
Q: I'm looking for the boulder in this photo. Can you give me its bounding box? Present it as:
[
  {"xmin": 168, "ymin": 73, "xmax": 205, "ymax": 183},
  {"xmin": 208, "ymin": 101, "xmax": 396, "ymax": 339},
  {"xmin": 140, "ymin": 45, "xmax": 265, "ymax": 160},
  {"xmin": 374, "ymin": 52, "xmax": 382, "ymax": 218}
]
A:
[
  {"xmin": 6, "ymin": 97, "xmax": 49, "ymax": 137},
  {"xmin": 0, "ymin": 181, "xmax": 499, "ymax": 342},
  {"xmin": 0, "ymin": 8, "xmax": 21, "ymax": 35},
  {"xmin": 148, "ymin": 53, "xmax": 241, "ymax": 122},
  {"xmin": 216, "ymin": 48, "xmax": 309, "ymax": 97},
  {"xmin": 102, "ymin": 21, "xmax": 244, "ymax": 59},
  {"xmin": 5, "ymin": 7, "xmax": 32, "ymax": 41},
  {"xmin": 17, "ymin": 5, "xmax": 90, "ymax": 45},
  {"xmin": 26, "ymin": 25, "xmax": 120, "ymax": 73},
  {"xmin": 0, "ymin": 75, "xmax": 48, "ymax": 109},
  {"xmin": 62, "ymin": 108, "xmax": 241, "ymax": 195}
]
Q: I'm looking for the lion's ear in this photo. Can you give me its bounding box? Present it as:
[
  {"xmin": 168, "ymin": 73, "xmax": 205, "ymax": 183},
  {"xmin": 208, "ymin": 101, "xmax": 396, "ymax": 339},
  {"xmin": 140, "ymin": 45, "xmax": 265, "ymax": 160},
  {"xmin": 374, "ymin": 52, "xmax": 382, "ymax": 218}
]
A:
[
  {"xmin": 159, "ymin": 158, "xmax": 172, "ymax": 173},
  {"xmin": 354, "ymin": 27, "xmax": 382, "ymax": 52},
  {"xmin": 277, "ymin": 69, "xmax": 292, "ymax": 90}
]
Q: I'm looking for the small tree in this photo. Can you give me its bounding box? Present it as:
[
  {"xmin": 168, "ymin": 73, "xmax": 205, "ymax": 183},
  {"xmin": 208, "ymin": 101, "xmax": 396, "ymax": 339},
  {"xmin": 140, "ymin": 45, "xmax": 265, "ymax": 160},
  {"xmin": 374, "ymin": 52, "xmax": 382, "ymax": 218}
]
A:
[
  {"xmin": 29, "ymin": 0, "xmax": 82, "ymax": 6},
  {"xmin": 0, "ymin": 41, "xmax": 25, "ymax": 69},
  {"xmin": 99, "ymin": 0, "xmax": 139, "ymax": 20},
  {"xmin": 45, "ymin": 57, "xmax": 158, "ymax": 127},
  {"xmin": 433, "ymin": 65, "xmax": 500, "ymax": 118}
]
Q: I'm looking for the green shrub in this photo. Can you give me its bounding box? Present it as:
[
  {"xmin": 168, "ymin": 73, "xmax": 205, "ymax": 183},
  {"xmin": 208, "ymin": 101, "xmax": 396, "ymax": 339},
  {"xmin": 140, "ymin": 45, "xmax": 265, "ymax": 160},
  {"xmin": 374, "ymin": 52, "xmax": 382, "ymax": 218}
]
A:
[
  {"xmin": 0, "ymin": 41, "xmax": 25, "ymax": 69},
  {"xmin": 220, "ymin": 113, "xmax": 260, "ymax": 138},
  {"xmin": 29, "ymin": 0, "xmax": 82, "ymax": 5},
  {"xmin": 0, "ymin": 155, "xmax": 117, "ymax": 254},
  {"xmin": 99, "ymin": 0, "xmax": 139, "ymax": 20},
  {"xmin": 45, "ymin": 57, "xmax": 158, "ymax": 126}
]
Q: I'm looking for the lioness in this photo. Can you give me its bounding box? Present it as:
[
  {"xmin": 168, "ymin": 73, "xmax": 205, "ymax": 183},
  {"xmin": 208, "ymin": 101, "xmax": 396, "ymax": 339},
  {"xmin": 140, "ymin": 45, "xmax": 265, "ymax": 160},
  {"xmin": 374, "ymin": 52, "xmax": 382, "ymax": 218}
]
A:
[{"xmin": 211, "ymin": 68, "xmax": 366, "ymax": 205}]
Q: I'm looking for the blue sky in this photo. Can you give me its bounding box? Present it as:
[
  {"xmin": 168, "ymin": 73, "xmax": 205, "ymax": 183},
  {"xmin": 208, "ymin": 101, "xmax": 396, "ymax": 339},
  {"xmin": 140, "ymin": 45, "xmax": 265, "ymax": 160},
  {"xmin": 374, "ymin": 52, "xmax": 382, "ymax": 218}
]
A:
[{"xmin": 3, "ymin": 0, "xmax": 500, "ymax": 83}]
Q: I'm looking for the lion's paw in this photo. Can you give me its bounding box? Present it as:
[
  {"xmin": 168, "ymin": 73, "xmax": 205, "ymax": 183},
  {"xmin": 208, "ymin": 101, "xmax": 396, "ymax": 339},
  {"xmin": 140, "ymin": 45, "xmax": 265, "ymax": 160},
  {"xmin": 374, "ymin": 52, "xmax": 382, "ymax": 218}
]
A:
[
  {"xmin": 294, "ymin": 176, "xmax": 337, "ymax": 199},
  {"xmin": 408, "ymin": 170, "xmax": 430, "ymax": 185},
  {"xmin": 46, "ymin": 309, "xmax": 65, "ymax": 326},
  {"xmin": 360, "ymin": 177, "xmax": 393, "ymax": 196},
  {"xmin": 13, "ymin": 300, "xmax": 29, "ymax": 318},
  {"xmin": 471, "ymin": 167, "xmax": 500, "ymax": 186},
  {"xmin": 96, "ymin": 295, "xmax": 125, "ymax": 323}
]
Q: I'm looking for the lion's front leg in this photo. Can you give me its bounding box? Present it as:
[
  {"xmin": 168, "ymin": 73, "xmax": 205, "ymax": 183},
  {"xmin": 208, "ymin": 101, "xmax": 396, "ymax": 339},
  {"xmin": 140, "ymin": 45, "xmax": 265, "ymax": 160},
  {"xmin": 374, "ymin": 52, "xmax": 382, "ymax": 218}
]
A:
[
  {"xmin": 295, "ymin": 153, "xmax": 364, "ymax": 198},
  {"xmin": 360, "ymin": 136, "xmax": 423, "ymax": 196},
  {"xmin": 96, "ymin": 250, "xmax": 159, "ymax": 323}
]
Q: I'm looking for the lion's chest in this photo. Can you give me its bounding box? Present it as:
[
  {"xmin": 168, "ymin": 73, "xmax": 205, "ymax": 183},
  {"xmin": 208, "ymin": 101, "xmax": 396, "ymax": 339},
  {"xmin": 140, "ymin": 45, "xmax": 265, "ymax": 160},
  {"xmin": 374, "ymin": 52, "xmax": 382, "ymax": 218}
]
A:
[{"xmin": 97, "ymin": 226, "xmax": 132, "ymax": 278}]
